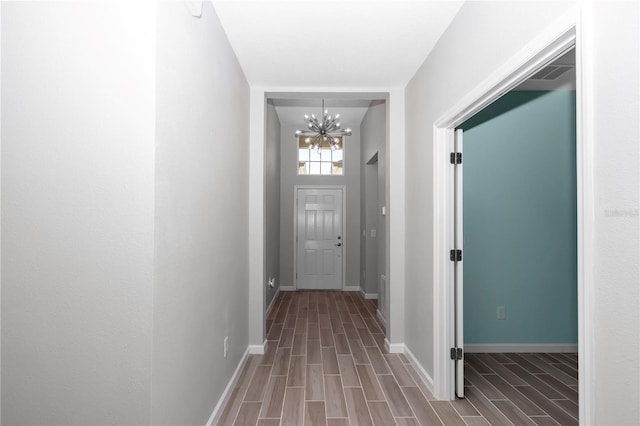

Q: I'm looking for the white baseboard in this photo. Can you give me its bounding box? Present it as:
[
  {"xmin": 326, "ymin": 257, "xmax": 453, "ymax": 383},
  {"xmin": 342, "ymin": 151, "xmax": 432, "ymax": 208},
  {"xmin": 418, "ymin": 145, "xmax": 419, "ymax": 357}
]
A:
[
  {"xmin": 464, "ymin": 343, "xmax": 578, "ymax": 353},
  {"xmin": 359, "ymin": 288, "xmax": 378, "ymax": 299},
  {"xmin": 248, "ymin": 340, "xmax": 267, "ymax": 355},
  {"xmin": 384, "ymin": 338, "xmax": 405, "ymax": 354},
  {"xmin": 279, "ymin": 286, "xmax": 296, "ymax": 291},
  {"xmin": 403, "ymin": 345, "xmax": 436, "ymax": 393},
  {"xmin": 343, "ymin": 286, "xmax": 360, "ymax": 292},
  {"xmin": 206, "ymin": 347, "xmax": 250, "ymax": 426},
  {"xmin": 265, "ymin": 288, "xmax": 281, "ymax": 317},
  {"xmin": 376, "ymin": 310, "xmax": 386, "ymax": 327}
]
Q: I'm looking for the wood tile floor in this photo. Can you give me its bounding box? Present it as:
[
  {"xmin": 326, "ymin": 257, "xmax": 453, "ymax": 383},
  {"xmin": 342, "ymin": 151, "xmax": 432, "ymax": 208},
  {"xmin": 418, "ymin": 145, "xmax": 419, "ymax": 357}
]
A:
[{"xmin": 217, "ymin": 291, "xmax": 579, "ymax": 426}]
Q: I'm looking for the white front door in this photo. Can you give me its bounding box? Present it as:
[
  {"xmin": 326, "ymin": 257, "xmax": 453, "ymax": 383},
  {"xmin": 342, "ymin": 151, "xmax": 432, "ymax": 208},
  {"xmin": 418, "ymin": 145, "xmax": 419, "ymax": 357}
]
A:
[{"xmin": 296, "ymin": 188, "xmax": 343, "ymax": 290}]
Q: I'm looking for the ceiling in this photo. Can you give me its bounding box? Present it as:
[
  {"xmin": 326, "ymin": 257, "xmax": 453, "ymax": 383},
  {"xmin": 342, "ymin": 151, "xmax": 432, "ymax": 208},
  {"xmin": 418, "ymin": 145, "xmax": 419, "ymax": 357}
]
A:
[
  {"xmin": 271, "ymin": 98, "xmax": 372, "ymax": 130},
  {"xmin": 211, "ymin": 1, "xmax": 465, "ymax": 87}
]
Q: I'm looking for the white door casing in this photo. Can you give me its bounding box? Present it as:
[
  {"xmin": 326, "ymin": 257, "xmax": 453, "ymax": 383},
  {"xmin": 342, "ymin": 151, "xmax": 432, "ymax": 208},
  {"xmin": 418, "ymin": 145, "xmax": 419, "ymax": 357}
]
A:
[{"xmin": 296, "ymin": 187, "xmax": 344, "ymax": 290}]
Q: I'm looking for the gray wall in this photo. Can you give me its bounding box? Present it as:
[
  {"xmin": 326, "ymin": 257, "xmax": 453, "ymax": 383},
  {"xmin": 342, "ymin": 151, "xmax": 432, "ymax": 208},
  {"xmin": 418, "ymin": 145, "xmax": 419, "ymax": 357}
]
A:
[
  {"xmin": 152, "ymin": 2, "xmax": 250, "ymax": 424},
  {"xmin": 1, "ymin": 2, "xmax": 156, "ymax": 424},
  {"xmin": 1, "ymin": 2, "xmax": 250, "ymax": 424},
  {"xmin": 279, "ymin": 124, "xmax": 361, "ymax": 288},
  {"xmin": 265, "ymin": 103, "xmax": 281, "ymax": 309},
  {"xmin": 359, "ymin": 102, "xmax": 387, "ymax": 312}
]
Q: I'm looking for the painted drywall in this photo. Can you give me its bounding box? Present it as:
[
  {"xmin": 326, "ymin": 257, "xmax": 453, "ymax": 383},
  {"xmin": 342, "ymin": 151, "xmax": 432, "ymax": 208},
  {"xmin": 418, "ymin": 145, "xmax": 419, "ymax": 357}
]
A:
[
  {"xmin": 586, "ymin": 1, "xmax": 639, "ymax": 423},
  {"xmin": 460, "ymin": 91, "xmax": 577, "ymax": 344},
  {"xmin": 279, "ymin": 124, "xmax": 361, "ymax": 289},
  {"xmin": 404, "ymin": 0, "xmax": 576, "ymax": 392},
  {"xmin": 265, "ymin": 102, "xmax": 281, "ymax": 309},
  {"xmin": 360, "ymin": 102, "xmax": 387, "ymax": 312},
  {"xmin": 1, "ymin": 2, "xmax": 156, "ymax": 424},
  {"xmin": 152, "ymin": 2, "xmax": 249, "ymax": 425}
]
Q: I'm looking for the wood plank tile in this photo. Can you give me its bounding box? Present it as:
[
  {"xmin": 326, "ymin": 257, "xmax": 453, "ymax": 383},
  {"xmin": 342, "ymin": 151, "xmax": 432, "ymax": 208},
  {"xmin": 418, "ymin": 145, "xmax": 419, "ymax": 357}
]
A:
[
  {"xmin": 267, "ymin": 323, "xmax": 283, "ymax": 341},
  {"xmin": 233, "ymin": 402, "xmax": 261, "ymax": 426},
  {"xmin": 244, "ymin": 365, "xmax": 272, "ymax": 401},
  {"xmin": 344, "ymin": 387, "xmax": 374, "ymax": 426},
  {"xmin": 307, "ymin": 340, "xmax": 322, "ymax": 364},
  {"xmin": 521, "ymin": 354, "xmax": 577, "ymax": 386},
  {"xmin": 365, "ymin": 347, "xmax": 389, "ymax": 374},
  {"xmin": 504, "ymin": 364, "xmax": 564, "ymax": 399},
  {"xmin": 217, "ymin": 387, "xmax": 246, "ymax": 426},
  {"xmin": 324, "ymin": 375, "xmax": 349, "ymax": 418},
  {"xmin": 338, "ymin": 355, "xmax": 360, "ymax": 387},
  {"xmin": 260, "ymin": 376, "xmax": 287, "ymax": 418},
  {"xmin": 474, "ymin": 354, "xmax": 527, "ymax": 385},
  {"xmin": 402, "ymin": 386, "xmax": 442, "ymax": 425},
  {"xmin": 430, "ymin": 401, "xmax": 466, "ymax": 426},
  {"xmin": 515, "ymin": 385, "xmax": 578, "ymax": 426},
  {"xmin": 357, "ymin": 328, "xmax": 376, "ymax": 347},
  {"xmin": 356, "ymin": 365, "xmax": 386, "ymax": 401},
  {"xmin": 296, "ymin": 317, "xmax": 308, "ymax": 333},
  {"xmin": 308, "ymin": 322, "xmax": 321, "ymax": 340},
  {"xmin": 343, "ymin": 322, "xmax": 360, "ymax": 340},
  {"xmin": 322, "ymin": 346, "xmax": 340, "ymax": 375},
  {"xmin": 536, "ymin": 374, "xmax": 578, "ymax": 403},
  {"xmin": 260, "ymin": 341, "xmax": 277, "ymax": 365},
  {"xmin": 553, "ymin": 399, "xmax": 579, "ymax": 419},
  {"xmin": 398, "ymin": 353, "xmax": 410, "ymax": 364},
  {"xmin": 285, "ymin": 314, "xmax": 297, "ymax": 329},
  {"xmin": 464, "ymin": 367, "xmax": 505, "ymax": 400},
  {"xmin": 551, "ymin": 362, "xmax": 578, "ymax": 379},
  {"xmin": 465, "ymin": 354, "xmax": 493, "ymax": 374},
  {"xmin": 405, "ymin": 364, "xmax": 437, "ymax": 401},
  {"xmin": 293, "ymin": 333, "xmax": 306, "ymax": 356},
  {"xmin": 335, "ymin": 333, "xmax": 351, "ymax": 355},
  {"xmin": 272, "ymin": 347, "xmax": 292, "ymax": 375},
  {"xmin": 350, "ymin": 339, "xmax": 371, "ymax": 364},
  {"xmin": 504, "ymin": 353, "xmax": 545, "ymax": 373},
  {"xmin": 461, "ymin": 416, "xmax": 491, "ymax": 426},
  {"xmin": 492, "ymin": 400, "xmax": 537, "ymax": 425},
  {"xmin": 305, "ymin": 401, "xmax": 327, "ymax": 426},
  {"xmin": 530, "ymin": 416, "xmax": 562, "ymax": 426},
  {"xmin": 488, "ymin": 353, "xmax": 512, "ymax": 364},
  {"xmin": 320, "ymin": 314, "xmax": 332, "ymax": 329},
  {"xmin": 257, "ymin": 419, "xmax": 280, "ymax": 426},
  {"xmin": 288, "ymin": 355, "xmax": 305, "ymax": 387},
  {"xmin": 377, "ymin": 375, "xmax": 413, "ymax": 417},
  {"xmin": 279, "ymin": 328, "xmax": 294, "ymax": 348},
  {"xmin": 282, "ymin": 387, "xmax": 305, "ymax": 426},
  {"xmin": 327, "ymin": 418, "xmax": 350, "ymax": 426},
  {"xmin": 394, "ymin": 418, "xmax": 421, "ymax": 426},
  {"xmin": 321, "ymin": 328, "xmax": 335, "ymax": 347},
  {"xmin": 450, "ymin": 397, "xmax": 479, "ymax": 417},
  {"xmin": 384, "ymin": 354, "xmax": 415, "ymax": 386},
  {"xmin": 464, "ymin": 386, "xmax": 511, "ymax": 426},
  {"xmin": 367, "ymin": 401, "xmax": 396, "ymax": 426},
  {"xmin": 352, "ymin": 314, "xmax": 367, "ymax": 328},
  {"xmin": 483, "ymin": 374, "xmax": 545, "ymax": 416},
  {"xmin": 305, "ymin": 364, "xmax": 324, "ymax": 401}
]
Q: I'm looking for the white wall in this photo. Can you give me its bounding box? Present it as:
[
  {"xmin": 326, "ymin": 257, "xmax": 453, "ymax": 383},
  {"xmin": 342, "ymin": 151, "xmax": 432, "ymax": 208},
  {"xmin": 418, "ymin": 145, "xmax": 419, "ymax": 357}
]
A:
[
  {"xmin": 360, "ymin": 102, "xmax": 386, "ymax": 302},
  {"xmin": 406, "ymin": 1, "xmax": 639, "ymax": 423},
  {"xmin": 279, "ymin": 124, "xmax": 361, "ymax": 289},
  {"xmin": 586, "ymin": 1, "xmax": 639, "ymax": 423},
  {"xmin": 405, "ymin": 0, "xmax": 576, "ymax": 392},
  {"xmin": 1, "ymin": 2, "xmax": 156, "ymax": 424},
  {"xmin": 153, "ymin": 2, "xmax": 249, "ymax": 424},
  {"xmin": 265, "ymin": 102, "xmax": 281, "ymax": 308}
]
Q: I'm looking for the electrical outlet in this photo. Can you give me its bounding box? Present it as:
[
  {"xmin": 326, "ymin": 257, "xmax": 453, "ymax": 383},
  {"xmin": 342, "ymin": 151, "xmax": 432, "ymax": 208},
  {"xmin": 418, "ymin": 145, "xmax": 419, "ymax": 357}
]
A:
[
  {"xmin": 223, "ymin": 336, "xmax": 229, "ymax": 358},
  {"xmin": 497, "ymin": 306, "xmax": 506, "ymax": 320}
]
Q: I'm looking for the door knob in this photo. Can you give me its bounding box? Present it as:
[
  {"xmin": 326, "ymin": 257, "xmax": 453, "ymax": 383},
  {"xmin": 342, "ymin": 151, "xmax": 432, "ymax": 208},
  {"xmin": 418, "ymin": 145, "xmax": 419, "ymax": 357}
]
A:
[{"xmin": 335, "ymin": 243, "xmax": 342, "ymax": 247}]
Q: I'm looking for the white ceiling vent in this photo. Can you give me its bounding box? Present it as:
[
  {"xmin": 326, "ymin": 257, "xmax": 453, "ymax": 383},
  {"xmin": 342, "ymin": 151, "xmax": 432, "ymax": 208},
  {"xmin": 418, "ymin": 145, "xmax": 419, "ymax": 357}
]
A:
[{"xmin": 529, "ymin": 65, "xmax": 574, "ymax": 81}]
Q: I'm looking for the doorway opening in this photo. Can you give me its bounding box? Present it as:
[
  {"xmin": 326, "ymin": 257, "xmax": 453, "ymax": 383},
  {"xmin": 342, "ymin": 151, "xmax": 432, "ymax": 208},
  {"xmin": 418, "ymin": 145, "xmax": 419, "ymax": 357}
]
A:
[{"xmin": 433, "ymin": 22, "xmax": 592, "ymax": 423}]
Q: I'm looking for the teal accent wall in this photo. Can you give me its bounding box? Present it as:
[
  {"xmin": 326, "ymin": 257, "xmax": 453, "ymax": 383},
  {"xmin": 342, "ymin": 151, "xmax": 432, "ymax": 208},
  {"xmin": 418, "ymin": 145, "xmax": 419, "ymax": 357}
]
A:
[{"xmin": 460, "ymin": 91, "xmax": 577, "ymax": 344}]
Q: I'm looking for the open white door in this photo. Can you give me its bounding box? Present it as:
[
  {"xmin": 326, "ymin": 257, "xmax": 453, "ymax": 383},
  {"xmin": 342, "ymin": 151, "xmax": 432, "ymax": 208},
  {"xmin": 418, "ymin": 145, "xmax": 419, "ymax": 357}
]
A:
[{"xmin": 453, "ymin": 129, "xmax": 464, "ymax": 398}]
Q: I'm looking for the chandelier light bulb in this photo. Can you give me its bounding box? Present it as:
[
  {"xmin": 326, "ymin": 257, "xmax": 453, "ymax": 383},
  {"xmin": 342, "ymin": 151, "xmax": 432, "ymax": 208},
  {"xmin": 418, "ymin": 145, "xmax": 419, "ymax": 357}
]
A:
[{"xmin": 294, "ymin": 99, "xmax": 352, "ymax": 152}]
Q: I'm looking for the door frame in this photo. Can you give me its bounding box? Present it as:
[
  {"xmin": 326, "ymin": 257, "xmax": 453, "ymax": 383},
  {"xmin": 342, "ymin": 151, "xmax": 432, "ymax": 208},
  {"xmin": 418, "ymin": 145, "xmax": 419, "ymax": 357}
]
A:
[
  {"xmin": 431, "ymin": 12, "xmax": 594, "ymax": 424},
  {"xmin": 293, "ymin": 185, "xmax": 347, "ymax": 291}
]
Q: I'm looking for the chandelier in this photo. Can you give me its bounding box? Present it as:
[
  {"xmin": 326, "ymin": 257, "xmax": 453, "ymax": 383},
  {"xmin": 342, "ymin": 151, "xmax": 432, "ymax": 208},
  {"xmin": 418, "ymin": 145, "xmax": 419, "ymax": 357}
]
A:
[{"xmin": 294, "ymin": 100, "xmax": 352, "ymax": 151}]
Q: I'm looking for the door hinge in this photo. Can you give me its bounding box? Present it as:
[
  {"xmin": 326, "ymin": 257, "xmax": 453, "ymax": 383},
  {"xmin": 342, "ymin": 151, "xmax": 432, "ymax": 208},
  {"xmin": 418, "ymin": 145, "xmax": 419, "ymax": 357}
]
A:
[
  {"xmin": 450, "ymin": 249, "xmax": 462, "ymax": 262},
  {"xmin": 450, "ymin": 152, "xmax": 462, "ymax": 164},
  {"xmin": 450, "ymin": 347, "xmax": 463, "ymax": 360}
]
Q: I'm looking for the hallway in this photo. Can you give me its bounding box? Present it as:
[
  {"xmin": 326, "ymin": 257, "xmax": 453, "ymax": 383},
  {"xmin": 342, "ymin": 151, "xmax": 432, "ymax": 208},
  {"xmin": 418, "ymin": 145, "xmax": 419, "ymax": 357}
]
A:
[{"xmin": 216, "ymin": 291, "xmax": 578, "ymax": 425}]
